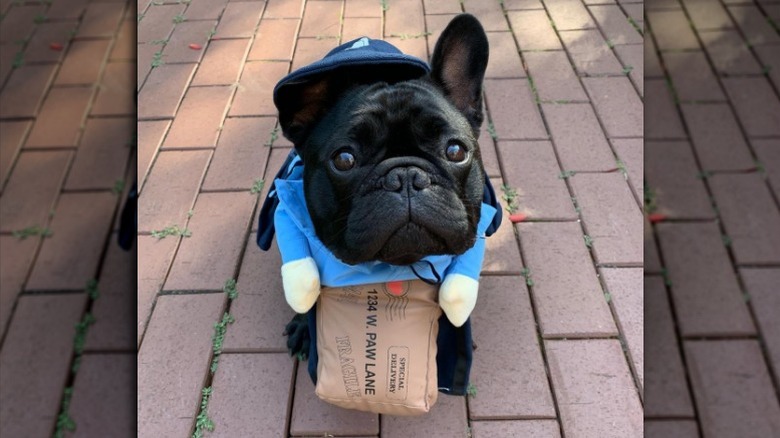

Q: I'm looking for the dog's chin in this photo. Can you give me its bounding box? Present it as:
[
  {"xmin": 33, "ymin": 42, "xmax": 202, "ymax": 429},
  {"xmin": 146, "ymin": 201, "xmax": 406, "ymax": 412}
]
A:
[{"xmin": 372, "ymin": 222, "xmax": 448, "ymax": 265}]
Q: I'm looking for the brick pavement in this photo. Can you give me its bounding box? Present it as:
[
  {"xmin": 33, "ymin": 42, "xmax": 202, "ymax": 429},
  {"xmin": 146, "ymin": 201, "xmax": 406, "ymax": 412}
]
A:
[
  {"xmin": 0, "ymin": 0, "xmax": 135, "ymax": 436},
  {"xmin": 645, "ymin": 1, "xmax": 780, "ymax": 437},
  {"xmin": 133, "ymin": 0, "xmax": 644, "ymax": 436}
]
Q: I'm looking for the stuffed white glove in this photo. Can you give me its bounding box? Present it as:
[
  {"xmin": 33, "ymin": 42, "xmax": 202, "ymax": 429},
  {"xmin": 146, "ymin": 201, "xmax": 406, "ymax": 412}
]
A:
[
  {"xmin": 438, "ymin": 273, "xmax": 479, "ymax": 327},
  {"xmin": 281, "ymin": 256, "xmax": 321, "ymax": 314}
]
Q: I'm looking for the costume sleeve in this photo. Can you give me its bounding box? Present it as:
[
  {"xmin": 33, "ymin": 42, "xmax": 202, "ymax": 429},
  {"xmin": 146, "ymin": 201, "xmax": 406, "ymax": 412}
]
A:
[
  {"xmin": 445, "ymin": 233, "xmax": 486, "ymax": 280},
  {"xmin": 274, "ymin": 202, "xmax": 312, "ymax": 264}
]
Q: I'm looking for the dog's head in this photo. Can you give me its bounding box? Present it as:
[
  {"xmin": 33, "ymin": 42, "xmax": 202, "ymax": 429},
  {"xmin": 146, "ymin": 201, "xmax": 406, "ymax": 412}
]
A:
[{"xmin": 276, "ymin": 15, "xmax": 489, "ymax": 265}]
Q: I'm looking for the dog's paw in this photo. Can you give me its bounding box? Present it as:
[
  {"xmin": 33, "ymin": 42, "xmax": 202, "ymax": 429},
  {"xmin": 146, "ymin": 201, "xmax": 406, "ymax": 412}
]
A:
[
  {"xmin": 439, "ymin": 273, "xmax": 479, "ymax": 327},
  {"xmin": 281, "ymin": 257, "xmax": 321, "ymax": 313},
  {"xmin": 283, "ymin": 313, "xmax": 310, "ymax": 361}
]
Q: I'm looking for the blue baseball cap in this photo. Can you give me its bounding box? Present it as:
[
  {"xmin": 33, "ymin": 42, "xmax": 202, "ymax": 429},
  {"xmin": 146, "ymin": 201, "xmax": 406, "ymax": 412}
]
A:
[{"xmin": 273, "ymin": 37, "xmax": 431, "ymax": 109}]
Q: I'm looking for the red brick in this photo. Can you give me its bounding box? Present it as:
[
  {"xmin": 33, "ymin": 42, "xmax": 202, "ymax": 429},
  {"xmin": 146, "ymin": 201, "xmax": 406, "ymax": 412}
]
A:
[
  {"xmin": 164, "ymin": 192, "xmax": 256, "ymax": 291},
  {"xmin": 248, "ymin": 19, "xmax": 300, "ymax": 61},
  {"xmin": 471, "ymin": 421, "xmax": 561, "ymax": 438},
  {"xmin": 111, "ymin": 20, "xmax": 135, "ymax": 60},
  {"xmin": 163, "ymin": 86, "xmax": 232, "ymax": 148},
  {"xmin": 385, "ymin": 0, "xmax": 425, "ymax": 36},
  {"xmin": 214, "ymin": 1, "xmax": 265, "ymax": 38},
  {"xmin": 504, "ymin": 0, "xmax": 544, "ymax": 9},
  {"xmin": 740, "ymin": 269, "xmax": 780, "ymax": 378},
  {"xmin": 644, "ymin": 276, "xmax": 695, "ymax": 417},
  {"xmin": 223, "ymin": 237, "xmax": 293, "ymax": 352},
  {"xmin": 588, "ymin": 4, "xmax": 643, "ymax": 45},
  {"xmin": 381, "ymin": 393, "xmax": 467, "ymax": 437},
  {"xmin": 524, "ymin": 51, "xmax": 587, "ymax": 102},
  {"xmin": 647, "ymin": 10, "xmax": 699, "ymax": 50},
  {"xmin": 645, "ymin": 421, "xmax": 699, "ymax": 438},
  {"xmin": 645, "ymin": 34, "xmax": 663, "ymax": 77},
  {"xmin": 23, "ymin": 21, "xmax": 77, "ymax": 63},
  {"xmin": 83, "ymin": 236, "xmax": 135, "ymax": 351},
  {"xmin": 542, "ymin": 103, "xmax": 615, "ymax": 171},
  {"xmin": 469, "ymin": 276, "xmax": 555, "ymax": 419},
  {"xmin": 263, "ymin": 0, "xmax": 304, "ymax": 18},
  {"xmin": 0, "ymin": 294, "xmax": 86, "ymax": 438},
  {"xmin": 545, "ymin": 340, "xmax": 642, "ymax": 437},
  {"xmin": 65, "ymin": 118, "xmax": 132, "ymax": 190},
  {"xmin": 137, "ymin": 3, "xmax": 185, "ymax": 43},
  {"xmin": 138, "ymin": 63, "xmax": 195, "ymax": 119},
  {"xmin": 681, "ymin": 104, "xmax": 754, "ymax": 171},
  {"xmin": 300, "ymin": 1, "xmax": 342, "ymax": 38},
  {"xmin": 137, "ymin": 150, "xmax": 211, "ymax": 231},
  {"xmin": 498, "ymin": 141, "xmax": 577, "ymax": 220},
  {"xmin": 386, "ymin": 36, "xmax": 428, "ymax": 62},
  {"xmin": 484, "ymin": 79, "xmax": 546, "ymax": 140},
  {"xmin": 656, "ymin": 222, "xmax": 756, "ymax": 336},
  {"xmin": 508, "ymin": 10, "xmax": 561, "ymax": 50},
  {"xmin": 342, "ymin": 17, "xmax": 382, "ymax": 41},
  {"xmin": 77, "ymin": 2, "xmax": 125, "ymax": 38},
  {"xmin": 425, "ymin": 14, "xmax": 456, "ymax": 52},
  {"xmin": 344, "ymin": 0, "xmax": 384, "ymax": 17},
  {"xmin": 0, "ymin": 43, "xmax": 14, "ymax": 85},
  {"xmin": 583, "ymin": 77, "xmax": 643, "ymax": 138},
  {"xmin": 685, "ymin": 340, "xmax": 780, "ymax": 437},
  {"xmin": 25, "ymin": 87, "xmax": 94, "ymax": 148},
  {"xmin": 600, "ymin": 268, "xmax": 642, "ymax": 388},
  {"xmin": 0, "ymin": 4, "xmax": 44, "ymax": 43},
  {"xmin": 55, "ymin": 40, "xmax": 111, "ymax": 85},
  {"xmin": 161, "ymin": 20, "xmax": 217, "ymax": 64},
  {"xmin": 612, "ymin": 138, "xmax": 643, "ymax": 202},
  {"xmin": 462, "ymin": 0, "xmax": 508, "ymax": 32},
  {"xmin": 644, "ymin": 219, "xmax": 663, "ymax": 274},
  {"xmin": 559, "ymin": 29, "xmax": 623, "ymax": 76},
  {"xmin": 68, "ymin": 354, "xmax": 135, "ymax": 437},
  {"xmin": 0, "ymin": 236, "xmax": 37, "ymax": 338},
  {"xmin": 137, "ymin": 293, "xmax": 225, "ymax": 437},
  {"xmin": 570, "ymin": 173, "xmax": 642, "ymax": 265},
  {"xmin": 0, "ymin": 151, "xmax": 70, "ymax": 232},
  {"xmin": 478, "ymin": 128, "xmax": 500, "ymax": 178},
  {"xmin": 290, "ymin": 364, "xmax": 379, "ymax": 436},
  {"xmin": 644, "ymin": 79, "xmax": 685, "ymax": 140},
  {"xmin": 728, "ymin": 5, "xmax": 780, "ymax": 46},
  {"xmin": 26, "ymin": 193, "xmax": 117, "ymax": 291},
  {"xmin": 754, "ymin": 44, "xmax": 780, "ymax": 90},
  {"xmin": 700, "ymin": 30, "xmax": 761, "ymax": 75},
  {"xmin": 192, "ymin": 39, "xmax": 250, "ymax": 86},
  {"xmin": 547, "ymin": 0, "xmax": 596, "ymax": 30},
  {"xmin": 710, "ymin": 174, "xmax": 780, "ymax": 265},
  {"xmin": 663, "ymin": 51, "xmax": 726, "ymax": 102},
  {"xmin": 208, "ymin": 353, "xmax": 295, "ymax": 437},
  {"xmin": 682, "ymin": 0, "xmax": 731, "ymax": 30},
  {"xmin": 422, "ymin": 0, "xmax": 461, "ymax": 15},
  {"xmin": 0, "ymin": 121, "xmax": 30, "ymax": 191},
  {"xmin": 517, "ymin": 222, "xmax": 617, "ymax": 337},
  {"xmin": 482, "ymin": 178, "xmax": 524, "ymax": 273},
  {"xmin": 47, "ymin": 0, "xmax": 88, "ymax": 20},
  {"xmin": 92, "ymin": 61, "xmax": 135, "ymax": 116},
  {"xmin": 291, "ymin": 37, "xmax": 334, "ymax": 70},
  {"xmin": 621, "ymin": 3, "xmax": 644, "ymax": 28},
  {"xmin": 202, "ymin": 117, "xmax": 273, "ymax": 191},
  {"xmin": 753, "ymin": 138, "xmax": 780, "ymax": 196},
  {"xmin": 138, "ymin": 120, "xmax": 170, "ymax": 190},
  {"xmin": 645, "ymin": 141, "xmax": 714, "ymax": 219},
  {"xmin": 230, "ymin": 61, "xmax": 290, "ymax": 116},
  {"xmin": 137, "ymin": 43, "xmax": 156, "ymax": 89},
  {"xmin": 483, "ymin": 32, "xmax": 523, "ymax": 79},
  {"xmin": 614, "ymin": 43, "xmax": 644, "ymax": 95},
  {"xmin": 723, "ymin": 77, "xmax": 780, "ymax": 137},
  {"xmin": 137, "ymin": 235, "xmax": 179, "ymax": 345},
  {"xmin": 0, "ymin": 64, "xmax": 57, "ymax": 118},
  {"xmin": 184, "ymin": 0, "xmax": 228, "ymax": 20}
]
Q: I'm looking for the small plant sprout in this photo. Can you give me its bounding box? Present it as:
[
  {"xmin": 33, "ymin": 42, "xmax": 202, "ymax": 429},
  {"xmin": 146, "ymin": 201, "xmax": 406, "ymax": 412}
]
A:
[
  {"xmin": 250, "ymin": 179, "xmax": 265, "ymax": 194},
  {"xmin": 151, "ymin": 225, "xmax": 192, "ymax": 239},
  {"xmin": 467, "ymin": 383, "xmax": 477, "ymax": 397},
  {"xmin": 380, "ymin": 0, "xmax": 389, "ymax": 12},
  {"xmin": 12, "ymin": 225, "xmax": 52, "ymax": 239},
  {"xmin": 53, "ymin": 387, "xmax": 75, "ymax": 437},
  {"xmin": 604, "ymin": 291, "xmax": 612, "ymax": 303},
  {"xmin": 558, "ymin": 170, "xmax": 577, "ymax": 179},
  {"xmin": 500, "ymin": 184, "xmax": 519, "ymax": 214},
  {"xmin": 487, "ymin": 121, "xmax": 497, "ymax": 140},
  {"xmin": 193, "ymin": 387, "xmax": 215, "ymax": 438},
  {"xmin": 173, "ymin": 14, "xmax": 186, "ymax": 24},
  {"xmin": 151, "ymin": 51, "xmax": 163, "ymax": 67},
  {"xmin": 209, "ymin": 312, "xmax": 235, "ymax": 373},
  {"xmin": 266, "ymin": 126, "xmax": 279, "ymax": 146},
  {"xmin": 520, "ymin": 267, "xmax": 534, "ymax": 287},
  {"xmin": 644, "ymin": 185, "xmax": 657, "ymax": 213},
  {"xmin": 224, "ymin": 278, "xmax": 238, "ymax": 300},
  {"xmin": 622, "ymin": 65, "xmax": 633, "ymax": 75},
  {"xmin": 86, "ymin": 279, "xmax": 99, "ymax": 300},
  {"xmin": 112, "ymin": 179, "xmax": 125, "ymax": 195},
  {"xmin": 584, "ymin": 235, "xmax": 593, "ymax": 248}
]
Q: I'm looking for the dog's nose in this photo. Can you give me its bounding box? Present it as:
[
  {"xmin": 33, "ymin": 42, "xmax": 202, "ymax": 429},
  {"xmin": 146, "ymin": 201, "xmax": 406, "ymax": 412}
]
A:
[{"xmin": 382, "ymin": 166, "xmax": 431, "ymax": 193}]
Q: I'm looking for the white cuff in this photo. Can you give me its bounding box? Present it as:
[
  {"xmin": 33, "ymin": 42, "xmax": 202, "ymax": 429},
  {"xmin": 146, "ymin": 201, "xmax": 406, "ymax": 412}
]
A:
[
  {"xmin": 281, "ymin": 257, "xmax": 321, "ymax": 314},
  {"xmin": 439, "ymin": 273, "xmax": 479, "ymax": 327}
]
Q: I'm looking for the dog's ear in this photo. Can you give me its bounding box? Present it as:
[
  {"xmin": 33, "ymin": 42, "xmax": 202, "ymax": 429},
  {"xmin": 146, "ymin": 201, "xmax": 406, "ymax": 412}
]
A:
[
  {"xmin": 276, "ymin": 78, "xmax": 334, "ymax": 147},
  {"xmin": 430, "ymin": 14, "xmax": 489, "ymax": 133}
]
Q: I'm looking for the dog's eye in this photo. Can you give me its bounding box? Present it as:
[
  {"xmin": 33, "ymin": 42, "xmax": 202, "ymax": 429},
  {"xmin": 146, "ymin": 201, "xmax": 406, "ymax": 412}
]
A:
[
  {"xmin": 445, "ymin": 143, "xmax": 467, "ymax": 162},
  {"xmin": 332, "ymin": 151, "xmax": 356, "ymax": 171}
]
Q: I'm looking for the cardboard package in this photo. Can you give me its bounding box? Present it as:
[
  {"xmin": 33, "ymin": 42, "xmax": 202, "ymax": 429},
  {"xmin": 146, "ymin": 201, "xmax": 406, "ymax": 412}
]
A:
[{"xmin": 314, "ymin": 280, "xmax": 442, "ymax": 415}]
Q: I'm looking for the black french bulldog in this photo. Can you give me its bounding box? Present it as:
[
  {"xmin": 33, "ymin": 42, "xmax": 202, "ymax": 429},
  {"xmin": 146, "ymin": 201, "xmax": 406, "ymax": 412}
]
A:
[{"xmin": 279, "ymin": 14, "xmax": 490, "ymax": 357}]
